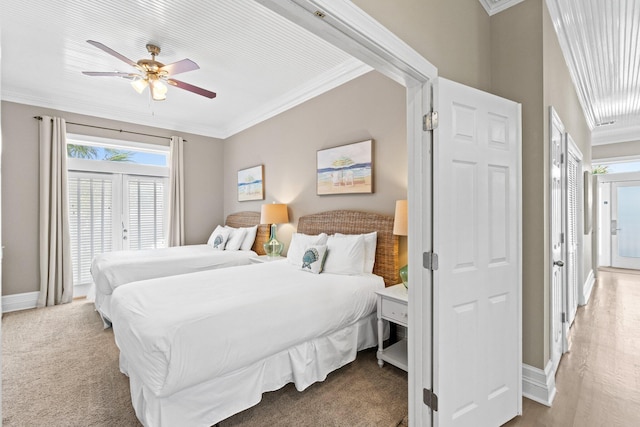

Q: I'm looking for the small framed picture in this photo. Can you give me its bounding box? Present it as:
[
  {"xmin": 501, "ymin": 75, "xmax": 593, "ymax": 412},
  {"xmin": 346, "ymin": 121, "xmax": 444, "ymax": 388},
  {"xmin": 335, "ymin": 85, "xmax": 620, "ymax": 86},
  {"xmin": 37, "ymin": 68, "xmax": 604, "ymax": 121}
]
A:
[
  {"xmin": 317, "ymin": 139, "xmax": 373, "ymax": 195},
  {"xmin": 237, "ymin": 165, "xmax": 264, "ymax": 202}
]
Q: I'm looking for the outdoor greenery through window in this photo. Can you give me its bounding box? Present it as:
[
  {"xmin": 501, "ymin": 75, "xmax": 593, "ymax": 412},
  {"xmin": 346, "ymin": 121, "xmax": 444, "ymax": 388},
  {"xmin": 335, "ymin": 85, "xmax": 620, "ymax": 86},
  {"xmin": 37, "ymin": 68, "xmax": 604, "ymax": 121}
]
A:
[{"xmin": 67, "ymin": 136, "xmax": 169, "ymax": 288}]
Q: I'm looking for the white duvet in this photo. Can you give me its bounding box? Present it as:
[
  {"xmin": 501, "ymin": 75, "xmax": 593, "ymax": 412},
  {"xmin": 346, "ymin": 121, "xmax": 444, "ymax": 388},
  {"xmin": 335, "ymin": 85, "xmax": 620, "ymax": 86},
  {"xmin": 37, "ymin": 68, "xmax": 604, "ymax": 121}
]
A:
[
  {"xmin": 91, "ymin": 245, "xmax": 257, "ymax": 295},
  {"xmin": 110, "ymin": 260, "xmax": 384, "ymax": 398}
]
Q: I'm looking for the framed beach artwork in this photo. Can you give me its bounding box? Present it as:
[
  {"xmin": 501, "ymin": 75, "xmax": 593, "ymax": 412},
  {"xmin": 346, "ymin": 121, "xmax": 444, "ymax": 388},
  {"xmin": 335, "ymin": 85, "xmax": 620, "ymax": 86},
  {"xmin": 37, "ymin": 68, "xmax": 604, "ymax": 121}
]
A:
[
  {"xmin": 317, "ymin": 139, "xmax": 373, "ymax": 195},
  {"xmin": 237, "ymin": 165, "xmax": 264, "ymax": 201}
]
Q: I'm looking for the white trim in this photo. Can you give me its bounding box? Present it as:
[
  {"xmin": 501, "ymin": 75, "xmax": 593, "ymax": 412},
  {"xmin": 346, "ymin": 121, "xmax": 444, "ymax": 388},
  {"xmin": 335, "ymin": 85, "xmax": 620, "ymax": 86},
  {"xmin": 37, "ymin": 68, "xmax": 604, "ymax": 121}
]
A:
[
  {"xmin": 522, "ymin": 361, "xmax": 557, "ymax": 407},
  {"xmin": 592, "ymin": 123, "xmax": 640, "ymax": 145},
  {"xmin": 580, "ymin": 269, "xmax": 595, "ymax": 306},
  {"xmin": 478, "ymin": 0, "xmax": 526, "ymax": 16},
  {"xmin": 74, "ymin": 283, "xmax": 91, "ymax": 299},
  {"xmin": 593, "ymin": 154, "xmax": 640, "ymax": 165},
  {"xmin": 2, "ymin": 291, "xmax": 39, "ymax": 313},
  {"xmin": 67, "ymin": 134, "xmax": 170, "ymax": 153},
  {"xmin": 596, "ymin": 170, "xmax": 640, "ymax": 183}
]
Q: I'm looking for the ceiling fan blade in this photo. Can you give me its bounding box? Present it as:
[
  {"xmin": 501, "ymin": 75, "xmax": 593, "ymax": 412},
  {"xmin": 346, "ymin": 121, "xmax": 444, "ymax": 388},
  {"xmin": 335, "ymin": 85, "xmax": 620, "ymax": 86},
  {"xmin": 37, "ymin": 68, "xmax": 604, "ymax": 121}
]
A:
[
  {"xmin": 82, "ymin": 71, "xmax": 136, "ymax": 79},
  {"xmin": 160, "ymin": 59, "xmax": 199, "ymax": 76},
  {"xmin": 86, "ymin": 40, "xmax": 139, "ymax": 68},
  {"xmin": 167, "ymin": 79, "xmax": 217, "ymax": 99}
]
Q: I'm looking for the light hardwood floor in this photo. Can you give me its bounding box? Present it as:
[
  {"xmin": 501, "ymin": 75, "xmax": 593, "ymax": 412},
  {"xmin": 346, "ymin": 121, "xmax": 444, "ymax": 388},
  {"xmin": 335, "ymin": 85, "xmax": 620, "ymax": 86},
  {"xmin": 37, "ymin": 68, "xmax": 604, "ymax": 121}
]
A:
[{"xmin": 505, "ymin": 268, "xmax": 640, "ymax": 426}]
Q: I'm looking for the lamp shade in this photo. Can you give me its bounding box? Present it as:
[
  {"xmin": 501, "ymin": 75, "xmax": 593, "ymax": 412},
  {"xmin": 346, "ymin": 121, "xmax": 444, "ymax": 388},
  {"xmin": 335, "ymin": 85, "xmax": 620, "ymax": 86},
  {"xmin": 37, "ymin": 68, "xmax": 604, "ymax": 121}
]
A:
[
  {"xmin": 260, "ymin": 203, "xmax": 289, "ymax": 224},
  {"xmin": 393, "ymin": 199, "xmax": 408, "ymax": 236}
]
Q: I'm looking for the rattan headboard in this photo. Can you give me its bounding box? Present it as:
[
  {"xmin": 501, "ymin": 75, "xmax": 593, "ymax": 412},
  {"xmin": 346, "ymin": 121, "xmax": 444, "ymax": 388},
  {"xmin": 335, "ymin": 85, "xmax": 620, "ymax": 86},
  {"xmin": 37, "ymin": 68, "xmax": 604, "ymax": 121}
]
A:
[
  {"xmin": 296, "ymin": 210, "xmax": 399, "ymax": 286},
  {"xmin": 225, "ymin": 211, "xmax": 269, "ymax": 255}
]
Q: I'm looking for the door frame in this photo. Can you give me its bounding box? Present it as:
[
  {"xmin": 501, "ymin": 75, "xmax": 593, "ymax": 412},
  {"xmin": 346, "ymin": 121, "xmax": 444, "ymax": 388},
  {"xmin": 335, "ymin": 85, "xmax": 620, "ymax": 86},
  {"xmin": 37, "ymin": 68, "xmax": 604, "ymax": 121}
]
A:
[
  {"xmin": 255, "ymin": 1, "xmax": 437, "ymax": 424},
  {"xmin": 564, "ymin": 135, "xmax": 582, "ymax": 328}
]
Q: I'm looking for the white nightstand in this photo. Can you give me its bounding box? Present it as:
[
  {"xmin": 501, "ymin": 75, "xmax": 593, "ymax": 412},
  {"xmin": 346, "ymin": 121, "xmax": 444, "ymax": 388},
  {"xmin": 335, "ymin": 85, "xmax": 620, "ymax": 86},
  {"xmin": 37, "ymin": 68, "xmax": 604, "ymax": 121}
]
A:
[
  {"xmin": 376, "ymin": 284, "xmax": 408, "ymax": 371},
  {"xmin": 250, "ymin": 255, "xmax": 285, "ymax": 264}
]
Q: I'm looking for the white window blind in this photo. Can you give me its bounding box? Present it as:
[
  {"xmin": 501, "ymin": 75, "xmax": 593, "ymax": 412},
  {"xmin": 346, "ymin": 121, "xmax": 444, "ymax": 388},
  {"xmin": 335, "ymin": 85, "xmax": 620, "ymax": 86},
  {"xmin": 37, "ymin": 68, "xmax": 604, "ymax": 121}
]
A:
[
  {"xmin": 126, "ymin": 176, "xmax": 166, "ymax": 250},
  {"xmin": 68, "ymin": 173, "xmax": 114, "ymax": 285}
]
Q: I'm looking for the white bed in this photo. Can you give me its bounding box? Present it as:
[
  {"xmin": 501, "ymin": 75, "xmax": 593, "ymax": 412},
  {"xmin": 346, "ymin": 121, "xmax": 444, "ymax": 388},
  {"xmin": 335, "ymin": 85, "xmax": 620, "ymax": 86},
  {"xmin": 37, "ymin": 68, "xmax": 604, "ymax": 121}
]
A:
[
  {"xmin": 89, "ymin": 211, "xmax": 269, "ymax": 325},
  {"xmin": 110, "ymin": 210, "xmax": 400, "ymax": 427}
]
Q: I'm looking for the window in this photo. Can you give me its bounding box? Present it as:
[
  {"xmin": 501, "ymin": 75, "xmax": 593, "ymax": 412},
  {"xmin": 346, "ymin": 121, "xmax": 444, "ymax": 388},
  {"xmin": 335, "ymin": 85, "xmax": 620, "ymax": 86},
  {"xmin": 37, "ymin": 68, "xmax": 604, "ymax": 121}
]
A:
[{"xmin": 67, "ymin": 135, "xmax": 169, "ymax": 290}]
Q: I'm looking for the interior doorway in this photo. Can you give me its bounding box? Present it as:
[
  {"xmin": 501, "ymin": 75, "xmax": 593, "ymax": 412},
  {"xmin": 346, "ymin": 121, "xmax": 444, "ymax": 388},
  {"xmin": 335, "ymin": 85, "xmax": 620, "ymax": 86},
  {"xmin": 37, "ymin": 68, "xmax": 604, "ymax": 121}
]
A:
[{"xmin": 597, "ymin": 172, "xmax": 640, "ymax": 271}]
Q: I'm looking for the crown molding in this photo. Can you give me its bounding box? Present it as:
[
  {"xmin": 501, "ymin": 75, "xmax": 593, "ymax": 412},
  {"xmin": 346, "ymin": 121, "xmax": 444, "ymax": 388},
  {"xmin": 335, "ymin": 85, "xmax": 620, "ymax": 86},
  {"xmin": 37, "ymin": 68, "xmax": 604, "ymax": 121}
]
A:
[
  {"xmin": 591, "ymin": 123, "xmax": 640, "ymax": 145},
  {"xmin": 478, "ymin": 0, "xmax": 526, "ymax": 16}
]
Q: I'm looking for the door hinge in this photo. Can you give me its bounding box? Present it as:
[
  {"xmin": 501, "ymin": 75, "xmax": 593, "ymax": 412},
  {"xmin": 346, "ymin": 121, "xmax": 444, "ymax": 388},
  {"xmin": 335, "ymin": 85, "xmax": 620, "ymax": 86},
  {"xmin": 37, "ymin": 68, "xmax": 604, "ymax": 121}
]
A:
[
  {"xmin": 423, "ymin": 388, "xmax": 439, "ymax": 411},
  {"xmin": 423, "ymin": 111, "xmax": 439, "ymax": 131},
  {"xmin": 423, "ymin": 252, "xmax": 439, "ymax": 270},
  {"xmin": 562, "ymin": 312, "xmax": 566, "ymax": 323},
  {"xmin": 560, "ymin": 153, "xmax": 565, "ymax": 164},
  {"xmin": 560, "ymin": 232, "xmax": 565, "ymax": 244}
]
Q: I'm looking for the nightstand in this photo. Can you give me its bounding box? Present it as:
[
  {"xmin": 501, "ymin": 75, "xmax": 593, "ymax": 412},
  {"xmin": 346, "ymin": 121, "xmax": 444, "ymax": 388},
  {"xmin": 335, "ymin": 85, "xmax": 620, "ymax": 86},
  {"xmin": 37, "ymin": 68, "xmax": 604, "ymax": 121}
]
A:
[
  {"xmin": 376, "ymin": 284, "xmax": 408, "ymax": 371},
  {"xmin": 250, "ymin": 255, "xmax": 285, "ymax": 264}
]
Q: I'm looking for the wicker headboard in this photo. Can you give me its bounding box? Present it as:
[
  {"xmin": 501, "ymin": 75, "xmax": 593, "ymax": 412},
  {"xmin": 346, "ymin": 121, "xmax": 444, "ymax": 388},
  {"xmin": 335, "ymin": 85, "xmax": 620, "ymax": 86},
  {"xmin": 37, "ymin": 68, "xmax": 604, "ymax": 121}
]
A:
[
  {"xmin": 296, "ymin": 210, "xmax": 399, "ymax": 287},
  {"xmin": 225, "ymin": 211, "xmax": 270, "ymax": 255}
]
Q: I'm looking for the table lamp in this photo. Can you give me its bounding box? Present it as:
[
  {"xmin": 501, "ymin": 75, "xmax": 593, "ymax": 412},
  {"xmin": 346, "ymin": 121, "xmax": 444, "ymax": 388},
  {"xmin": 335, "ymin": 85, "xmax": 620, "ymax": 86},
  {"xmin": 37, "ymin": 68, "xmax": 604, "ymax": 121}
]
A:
[
  {"xmin": 260, "ymin": 203, "xmax": 289, "ymax": 257},
  {"xmin": 393, "ymin": 199, "xmax": 408, "ymax": 288}
]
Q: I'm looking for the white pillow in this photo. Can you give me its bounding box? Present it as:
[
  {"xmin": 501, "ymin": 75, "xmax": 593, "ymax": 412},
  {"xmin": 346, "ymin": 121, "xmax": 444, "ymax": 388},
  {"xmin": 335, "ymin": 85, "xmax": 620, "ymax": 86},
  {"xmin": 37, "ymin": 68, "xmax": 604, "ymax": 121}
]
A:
[
  {"xmin": 323, "ymin": 234, "xmax": 365, "ymax": 275},
  {"xmin": 287, "ymin": 233, "xmax": 329, "ymax": 265},
  {"xmin": 224, "ymin": 226, "xmax": 247, "ymax": 251},
  {"xmin": 240, "ymin": 225, "xmax": 259, "ymax": 251},
  {"xmin": 207, "ymin": 225, "xmax": 231, "ymax": 250},
  {"xmin": 299, "ymin": 244, "xmax": 328, "ymax": 274},
  {"xmin": 335, "ymin": 231, "xmax": 377, "ymax": 274}
]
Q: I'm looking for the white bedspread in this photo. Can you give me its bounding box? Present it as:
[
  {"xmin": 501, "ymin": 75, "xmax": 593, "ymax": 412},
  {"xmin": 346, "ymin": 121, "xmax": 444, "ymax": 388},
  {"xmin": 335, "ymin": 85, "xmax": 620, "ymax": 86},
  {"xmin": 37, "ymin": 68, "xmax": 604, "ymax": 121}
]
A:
[
  {"xmin": 111, "ymin": 260, "xmax": 384, "ymax": 398},
  {"xmin": 91, "ymin": 245, "xmax": 257, "ymax": 295}
]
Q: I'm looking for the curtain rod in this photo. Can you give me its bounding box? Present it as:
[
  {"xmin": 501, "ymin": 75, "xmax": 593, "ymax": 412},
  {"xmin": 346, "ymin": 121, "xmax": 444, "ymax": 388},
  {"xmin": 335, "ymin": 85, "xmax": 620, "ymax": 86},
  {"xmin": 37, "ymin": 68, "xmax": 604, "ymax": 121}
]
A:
[{"xmin": 33, "ymin": 116, "xmax": 186, "ymax": 142}]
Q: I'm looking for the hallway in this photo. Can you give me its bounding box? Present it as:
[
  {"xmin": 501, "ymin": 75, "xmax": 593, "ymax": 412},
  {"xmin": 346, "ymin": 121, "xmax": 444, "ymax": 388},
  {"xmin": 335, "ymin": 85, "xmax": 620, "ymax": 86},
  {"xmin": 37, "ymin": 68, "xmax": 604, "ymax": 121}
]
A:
[{"xmin": 505, "ymin": 268, "xmax": 640, "ymax": 426}]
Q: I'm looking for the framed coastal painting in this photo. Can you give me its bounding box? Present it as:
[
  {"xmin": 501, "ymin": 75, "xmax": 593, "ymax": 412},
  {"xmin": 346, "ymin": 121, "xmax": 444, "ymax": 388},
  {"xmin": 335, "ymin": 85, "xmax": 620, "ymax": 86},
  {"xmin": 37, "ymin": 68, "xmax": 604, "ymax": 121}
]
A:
[
  {"xmin": 317, "ymin": 139, "xmax": 373, "ymax": 195},
  {"xmin": 237, "ymin": 165, "xmax": 264, "ymax": 201}
]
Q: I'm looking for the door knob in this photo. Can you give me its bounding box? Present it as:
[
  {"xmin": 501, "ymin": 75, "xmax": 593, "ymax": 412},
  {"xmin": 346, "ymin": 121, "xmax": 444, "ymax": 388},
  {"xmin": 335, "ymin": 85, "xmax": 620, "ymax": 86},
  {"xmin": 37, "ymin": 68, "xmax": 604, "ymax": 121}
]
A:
[{"xmin": 554, "ymin": 260, "xmax": 564, "ymax": 267}]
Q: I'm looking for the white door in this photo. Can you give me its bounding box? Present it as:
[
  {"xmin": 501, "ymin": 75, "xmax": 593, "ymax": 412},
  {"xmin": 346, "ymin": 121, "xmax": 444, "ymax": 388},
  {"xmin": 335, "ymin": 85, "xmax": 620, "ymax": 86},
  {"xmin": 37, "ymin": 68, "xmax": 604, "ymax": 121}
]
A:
[
  {"xmin": 611, "ymin": 180, "xmax": 640, "ymax": 269},
  {"xmin": 433, "ymin": 78, "xmax": 521, "ymax": 427},
  {"xmin": 565, "ymin": 137, "xmax": 582, "ymax": 326},
  {"xmin": 549, "ymin": 108, "xmax": 566, "ymax": 371}
]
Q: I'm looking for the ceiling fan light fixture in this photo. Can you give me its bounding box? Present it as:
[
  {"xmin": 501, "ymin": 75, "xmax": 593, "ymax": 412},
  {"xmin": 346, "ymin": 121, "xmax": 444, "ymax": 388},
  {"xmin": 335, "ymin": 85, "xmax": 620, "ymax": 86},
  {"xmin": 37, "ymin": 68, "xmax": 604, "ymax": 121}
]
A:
[
  {"xmin": 150, "ymin": 79, "xmax": 168, "ymax": 101},
  {"xmin": 131, "ymin": 77, "xmax": 148, "ymax": 94}
]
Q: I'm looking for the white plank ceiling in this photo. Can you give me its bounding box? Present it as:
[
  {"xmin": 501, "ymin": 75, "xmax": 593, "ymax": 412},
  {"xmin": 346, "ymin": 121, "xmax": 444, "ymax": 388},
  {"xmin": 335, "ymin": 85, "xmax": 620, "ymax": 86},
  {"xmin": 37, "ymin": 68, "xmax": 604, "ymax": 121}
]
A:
[
  {"xmin": 0, "ymin": 0, "xmax": 370, "ymax": 139},
  {"xmin": 1, "ymin": 0, "xmax": 638, "ymax": 145}
]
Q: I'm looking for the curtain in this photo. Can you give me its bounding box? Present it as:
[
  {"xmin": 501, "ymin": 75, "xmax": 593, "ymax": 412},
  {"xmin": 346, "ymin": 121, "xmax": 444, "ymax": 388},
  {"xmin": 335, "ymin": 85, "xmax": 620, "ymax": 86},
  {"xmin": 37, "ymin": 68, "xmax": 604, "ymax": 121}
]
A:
[
  {"xmin": 38, "ymin": 116, "xmax": 73, "ymax": 307},
  {"xmin": 167, "ymin": 136, "xmax": 185, "ymax": 246}
]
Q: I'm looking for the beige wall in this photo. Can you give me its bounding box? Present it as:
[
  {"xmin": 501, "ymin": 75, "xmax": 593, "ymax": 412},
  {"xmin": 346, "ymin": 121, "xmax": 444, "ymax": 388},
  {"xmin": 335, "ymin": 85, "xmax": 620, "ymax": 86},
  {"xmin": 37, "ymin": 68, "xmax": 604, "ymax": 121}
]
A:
[
  {"xmin": 352, "ymin": 0, "xmax": 492, "ymax": 92},
  {"xmin": 490, "ymin": 0, "xmax": 592, "ymax": 369},
  {"xmin": 1, "ymin": 101, "xmax": 224, "ymax": 296},
  {"xmin": 592, "ymin": 140, "xmax": 640, "ymax": 160},
  {"xmin": 490, "ymin": 0, "xmax": 546, "ymax": 368},
  {"xmin": 224, "ymin": 71, "xmax": 407, "ymax": 256}
]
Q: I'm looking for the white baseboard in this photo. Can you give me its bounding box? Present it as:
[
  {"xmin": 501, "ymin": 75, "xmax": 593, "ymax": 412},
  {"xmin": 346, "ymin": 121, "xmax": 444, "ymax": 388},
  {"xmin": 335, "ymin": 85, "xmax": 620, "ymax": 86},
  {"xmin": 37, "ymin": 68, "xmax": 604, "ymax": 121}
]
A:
[
  {"xmin": 580, "ymin": 269, "xmax": 595, "ymax": 306},
  {"xmin": 2, "ymin": 291, "xmax": 40, "ymax": 313},
  {"xmin": 522, "ymin": 361, "xmax": 556, "ymax": 407}
]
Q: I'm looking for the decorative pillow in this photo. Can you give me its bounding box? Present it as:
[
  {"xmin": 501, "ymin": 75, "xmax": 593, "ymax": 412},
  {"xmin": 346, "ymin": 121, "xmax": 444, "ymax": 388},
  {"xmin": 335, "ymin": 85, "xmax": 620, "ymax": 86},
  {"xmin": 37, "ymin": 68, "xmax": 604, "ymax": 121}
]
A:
[
  {"xmin": 224, "ymin": 226, "xmax": 247, "ymax": 251},
  {"xmin": 299, "ymin": 244, "xmax": 328, "ymax": 274},
  {"xmin": 287, "ymin": 233, "xmax": 329, "ymax": 265},
  {"xmin": 207, "ymin": 225, "xmax": 231, "ymax": 250},
  {"xmin": 240, "ymin": 225, "xmax": 259, "ymax": 251},
  {"xmin": 335, "ymin": 231, "xmax": 377, "ymax": 274},
  {"xmin": 323, "ymin": 234, "xmax": 365, "ymax": 275}
]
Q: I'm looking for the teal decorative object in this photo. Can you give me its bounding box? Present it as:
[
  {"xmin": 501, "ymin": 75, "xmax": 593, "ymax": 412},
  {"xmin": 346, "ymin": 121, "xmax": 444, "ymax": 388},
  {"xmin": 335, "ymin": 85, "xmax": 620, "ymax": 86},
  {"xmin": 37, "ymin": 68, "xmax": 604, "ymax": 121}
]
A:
[
  {"xmin": 399, "ymin": 264, "xmax": 408, "ymax": 289},
  {"xmin": 302, "ymin": 248, "xmax": 319, "ymax": 270}
]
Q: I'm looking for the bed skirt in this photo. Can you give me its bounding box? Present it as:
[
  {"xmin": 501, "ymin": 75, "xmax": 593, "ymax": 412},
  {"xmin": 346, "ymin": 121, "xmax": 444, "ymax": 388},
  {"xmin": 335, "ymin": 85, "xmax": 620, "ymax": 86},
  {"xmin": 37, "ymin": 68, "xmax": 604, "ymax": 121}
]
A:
[{"xmin": 121, "ymin": 311, "xmax": 387, "ymax": 427}]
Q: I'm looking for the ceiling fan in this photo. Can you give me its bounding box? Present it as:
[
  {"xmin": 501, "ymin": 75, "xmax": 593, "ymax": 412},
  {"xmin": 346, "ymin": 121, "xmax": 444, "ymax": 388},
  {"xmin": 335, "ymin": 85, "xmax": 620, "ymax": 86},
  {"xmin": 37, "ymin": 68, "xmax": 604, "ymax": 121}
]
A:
[{"xmin": 82, "ymin": 40, "xmax": 216, "ymax": 101}]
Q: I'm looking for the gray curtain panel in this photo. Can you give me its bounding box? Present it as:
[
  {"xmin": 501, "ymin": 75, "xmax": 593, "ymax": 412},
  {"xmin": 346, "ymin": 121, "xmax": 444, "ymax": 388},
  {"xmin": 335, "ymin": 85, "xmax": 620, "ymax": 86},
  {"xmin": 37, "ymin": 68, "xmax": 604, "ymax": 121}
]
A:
[
  {"xmin": 38, "ymin": 116, "xmax": 73, "ymax": 307},
  {"xmin": 167, "ymin": 136, "xmax": 185, "ymax": 246}
]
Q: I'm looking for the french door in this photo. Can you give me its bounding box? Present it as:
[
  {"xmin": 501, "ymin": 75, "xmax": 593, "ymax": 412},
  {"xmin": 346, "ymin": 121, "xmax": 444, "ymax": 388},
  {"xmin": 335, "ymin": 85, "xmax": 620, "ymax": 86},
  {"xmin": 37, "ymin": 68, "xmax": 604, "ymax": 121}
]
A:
[
  {"xmin": 611, "ymin": 180, "xmax": 640, "ymax": 269},
  {"xmin": 68, "ymin": 172, "xmax": 167, "ymax": 286}
]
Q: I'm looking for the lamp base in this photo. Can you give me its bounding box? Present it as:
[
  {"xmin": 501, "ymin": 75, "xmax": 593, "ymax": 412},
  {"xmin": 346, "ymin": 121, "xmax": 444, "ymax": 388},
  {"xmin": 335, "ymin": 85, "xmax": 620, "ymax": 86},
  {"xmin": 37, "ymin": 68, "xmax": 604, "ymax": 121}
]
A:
[
  {"xmin": 264, "ymin": 238, "xmax": 284, "ymax": 257},
  {"xmin": 399, "ymin": 264, "xmax": 408, "ymax": 289}
]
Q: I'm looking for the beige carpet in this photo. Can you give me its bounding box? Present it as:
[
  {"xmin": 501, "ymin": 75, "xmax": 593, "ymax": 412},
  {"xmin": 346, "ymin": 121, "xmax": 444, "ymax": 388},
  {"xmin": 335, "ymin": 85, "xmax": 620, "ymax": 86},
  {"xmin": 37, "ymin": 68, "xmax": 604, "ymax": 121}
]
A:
[{"xmin": 3, "ymin": 299, "xmax": 408, "ymax": 426}]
